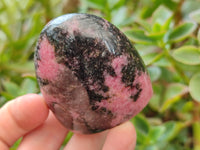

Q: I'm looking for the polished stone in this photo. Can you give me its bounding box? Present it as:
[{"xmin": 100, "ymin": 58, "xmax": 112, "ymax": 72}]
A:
[{"xmin": 34, "ymin": 13, "xmax": 153, "ymax": 134}]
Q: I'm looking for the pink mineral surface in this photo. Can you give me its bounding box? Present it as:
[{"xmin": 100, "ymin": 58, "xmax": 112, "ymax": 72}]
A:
[{"xmin": 34, "ymin": 13, "xmax": 153, "ymax": 134}]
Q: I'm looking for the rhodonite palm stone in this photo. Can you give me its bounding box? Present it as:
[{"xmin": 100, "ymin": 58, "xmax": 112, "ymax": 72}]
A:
[{"xmin": 34, "ymin": 13, "xmax": 153, "ymax": 134}]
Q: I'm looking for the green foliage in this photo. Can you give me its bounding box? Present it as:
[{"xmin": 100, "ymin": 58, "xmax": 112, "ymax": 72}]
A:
[
  {"xmin": 172, "ymin": 46, "xmax": 200, "ymax": 65},
  {"xmin": 189, "ymin": 72, "xmax": 200, "ymax": 102},
  {"xmin": 1, "ymin": 0, "xmax": 200, "ymax": 149}
]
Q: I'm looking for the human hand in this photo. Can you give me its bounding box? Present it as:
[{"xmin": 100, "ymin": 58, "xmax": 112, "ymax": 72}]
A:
[{"xmin": 0, "ymin": 94, "xmax": 136, "ymax": 150}]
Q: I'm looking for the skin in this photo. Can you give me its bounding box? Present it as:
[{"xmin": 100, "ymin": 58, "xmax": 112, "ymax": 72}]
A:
[{"xmin": 0, "ymin": 94, "xmax": 136, "ymax": 150}]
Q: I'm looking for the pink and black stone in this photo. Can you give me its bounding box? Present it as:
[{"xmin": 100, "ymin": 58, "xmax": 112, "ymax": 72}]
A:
[{"xmin": 34, "ymin": 13, "xmax": 153, "ymax": 134}]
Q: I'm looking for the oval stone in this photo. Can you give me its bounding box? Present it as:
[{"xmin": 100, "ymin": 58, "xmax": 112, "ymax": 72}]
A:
[{"xmin": 34, "ymin": 13, "xmax": 153, "ymax": 134}]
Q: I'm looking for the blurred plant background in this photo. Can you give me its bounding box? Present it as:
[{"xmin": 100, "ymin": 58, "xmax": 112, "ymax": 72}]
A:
[{"xmin": 0, "ymin": 0, "xmax": 200, "ymax": 149}]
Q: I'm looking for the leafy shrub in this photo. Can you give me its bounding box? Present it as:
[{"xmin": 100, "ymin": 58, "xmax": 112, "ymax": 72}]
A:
[{"xmin": 1, "ymin": 0, "xmax": 200, "ymax": 149}]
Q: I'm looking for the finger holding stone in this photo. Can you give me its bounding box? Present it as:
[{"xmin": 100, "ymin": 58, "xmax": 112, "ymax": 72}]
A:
[
  {"xmin": 0, "ymin": 94, "xmax": 49, "ymax": 148},
  {"xmin": 18, "ymin": 111, "xmax": 68, "ymax": 150}
]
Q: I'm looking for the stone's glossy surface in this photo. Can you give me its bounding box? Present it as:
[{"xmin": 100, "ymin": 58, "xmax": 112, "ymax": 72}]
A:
[{"xmin": 34, "ymin": 13, "xmax": 153, "ymax": 134}]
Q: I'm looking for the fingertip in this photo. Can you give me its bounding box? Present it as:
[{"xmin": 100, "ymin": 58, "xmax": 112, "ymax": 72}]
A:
[
  {"xmin": 9, "ymin": 94, "xmax": 49, "ymax": 130},
  {"xmin": 122, "ymin": 121, "xmax": 137, "ymax": 149},
  {"xmin": 64, "ymin": 130, "xmax": 108, "ymax": 150},
  {"xmin": 18, "ymin": 112, "xmax": 68, "ymax": 150},
  {"xmin": 103, "ymin": 121, "xmax": 136, "ymax": 150},
  {"xmin": 0, "ymin": 94, "xmax": 49, "ymax": 147},
  {"xmin": 114, "ymin": 121, "xmax": 136, "ymax": 149}
]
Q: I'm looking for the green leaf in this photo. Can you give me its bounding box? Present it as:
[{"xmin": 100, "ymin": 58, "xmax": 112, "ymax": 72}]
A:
[
  {"xmin": 183, "ymin": 36, "xmax": 199, "ymax": 46},
  {"xmin": 140, "ymin": 0, "xmax": 161, "ymax": 19},
  {"xmin": 61, "ymin": 131, "xmax": 73, "ymax": 148},
  {"xmin": 193, "ymin": 122, "xmax": 200, "ymax": 150},
  {"xmin": 198, "ymin": 28, "xmax": 200, "ymax": 44},
  {"xmin": 189, "ymin": 9, "xmax": 200, "ymax": 24},
  {"xmin": 108, "ymin": 0, "xmax": 126, "ymax": 10},
  {"xmin": 132, "ymin": 115, "xmax": 150, "ymax": 135},
  {"xmin": 86, "ymin": 0, "xmax": 107, "ymax": 10},
  {"xmin": 164, "ymin": 83, "xmax": 188, "ymax": 101},
  {"xmin": 161, "ymin": 83, "xmax": 188, "ymax": 112},
  {"xmin": 147, "ymin": 66, "xmax": 161, "ymax": 82},
  {"xmin": 162, "ymin": 16, "xmax": 173, "ymax": 31},
  {"xmin": 20, "ymin": 78, "xmax": 38, "ymax": 95},
  {"xmin": 154, "ymin": 57, "xmax": 171, "ymax": 67},
  {"xmin": 168, "ymin": 22, "xmax": 196, "ymax": 42},
  {"xmin": 10, "ymin": 138, "xmax": 22, "ymax": 150},
  {"xmin": 149, "ymin": 84, "xmax": 163, "ymax": 111},
  {"xmin": 159, "ymin": 121, "xmax": 185, "ymax": 142},
  {"xmin": 163, "ymin": 0, "xmax": 177, "ymax": 10},
  {"xmin": 152, "ymin": 6, "xmax": 172, "ymax": 26},
  {"xmin": 159, "ymin": 67, "xmax": 181, "ymax": 82},
  {"xmin": 182, "ymin": 0, "xmax": 200, "ymax": 19},
  {"xmin": 148, "ymin": 126, "xmax": 165, "ymax": 143},
  {"xmin": 3, "ymin": 61, "xmax": 35, "ymax": 74},
  {"xmin": 0, "ymin": 96, "xmax": 7, "ymax": 107},
  {"xmin": 136, "ymin": 19, "xmax": 151, "ymax": 32},
  {"xmin": 0, "ymin": 23, "xmax": 13, "ymax": 41},
  {"xmin": 111, "ymin": 6, "xmax": 127, "ymax": 26},
  {"xmin": 125, "ymin": 29, "xmax": 156, "ymax": 45},
  {"xmin": 131, "ymin": 115, "xmax": 150, "ymax": 144},
  {"xmin": 2, "ymin": 81, "xmax": 20, "ymax": 98},
  {"xmin": 134, "ymin": 44, "xmax": 157, "ymax": 56},
  {"xmin": 152, "ymin": 22, "xmax": 162, "ymax": 33},
  {"xmin": 189, "ymin": 72, "xmax": 200, "ymax": 102},
  {"xmin": 182, "ymin": 101, "xmax": 194, "ymax": 113},
  {"xmin": 147, "ymin": 31, "xmax": 165, "ymax": 41},
  {"xmin": 172, "ymin": 46, "xmax": 200, "ymax": 65},
  {"xmin": 142, "ymin": 53, "xmax": 158, "ymax": 65}
]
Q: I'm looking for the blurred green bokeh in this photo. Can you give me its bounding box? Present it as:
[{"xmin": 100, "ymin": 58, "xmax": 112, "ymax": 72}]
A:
[{"xmin": 1, "ymin": 0, "xmax": 200, "ymax": 149}]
